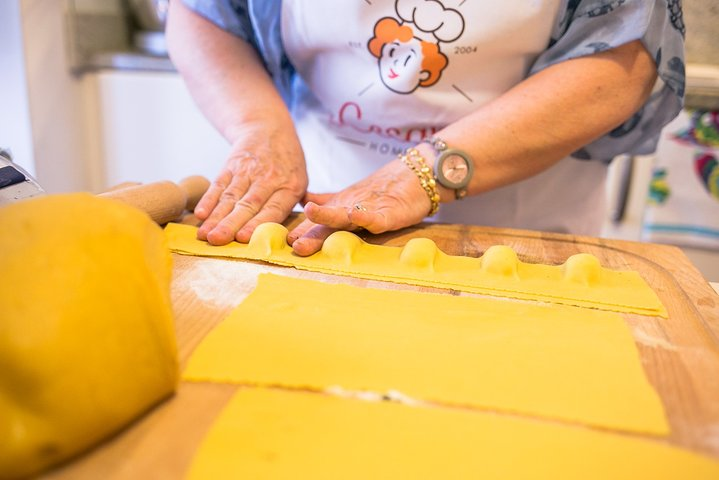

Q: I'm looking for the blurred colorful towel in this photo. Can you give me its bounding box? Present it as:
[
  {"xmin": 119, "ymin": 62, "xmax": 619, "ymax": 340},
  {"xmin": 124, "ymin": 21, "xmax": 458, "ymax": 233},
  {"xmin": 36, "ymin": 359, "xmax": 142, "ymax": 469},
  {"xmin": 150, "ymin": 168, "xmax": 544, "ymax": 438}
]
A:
[{"xmin": 642, "ymin": 110, "xmax": 719, "ymax": 250}]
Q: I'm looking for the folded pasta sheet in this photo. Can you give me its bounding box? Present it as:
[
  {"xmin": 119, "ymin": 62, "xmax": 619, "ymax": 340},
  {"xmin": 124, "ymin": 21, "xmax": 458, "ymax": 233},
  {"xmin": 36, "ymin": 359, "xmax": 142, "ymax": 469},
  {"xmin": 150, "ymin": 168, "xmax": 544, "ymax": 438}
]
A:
[
  {"xmin": 165, "ymin": 222, "xmax": 667, "ymax": 317},
  {"xmin": 187, "ymin": 389, "xmax": 718, "ymax": 480},
  {"xmin": 184, "ymin": 274, "xmax": 669, "ymax": 435}
]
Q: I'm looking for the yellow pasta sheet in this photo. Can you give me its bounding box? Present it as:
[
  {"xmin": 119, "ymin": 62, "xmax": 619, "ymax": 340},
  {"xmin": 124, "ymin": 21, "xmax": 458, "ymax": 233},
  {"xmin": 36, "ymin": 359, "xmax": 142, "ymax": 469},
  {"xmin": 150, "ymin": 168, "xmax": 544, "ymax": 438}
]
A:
[
  {"xmin": 164, "ymin": 222, "xmax": 667, "ymax": 317},
  {"xmin": 183, "ymin": 274, "xmax": 668, "ymax": 435},
  {"xmin": 187, "ymin": 389, "xmax": 718, "ymax": 480}
]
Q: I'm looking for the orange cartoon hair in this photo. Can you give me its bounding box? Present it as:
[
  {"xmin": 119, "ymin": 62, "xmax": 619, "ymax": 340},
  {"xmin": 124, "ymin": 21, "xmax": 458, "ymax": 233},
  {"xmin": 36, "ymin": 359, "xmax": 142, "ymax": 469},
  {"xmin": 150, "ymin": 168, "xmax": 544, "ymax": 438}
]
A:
[{"xmin": 367, "ymin": 17, "xmax": 448, "ymax": 87}]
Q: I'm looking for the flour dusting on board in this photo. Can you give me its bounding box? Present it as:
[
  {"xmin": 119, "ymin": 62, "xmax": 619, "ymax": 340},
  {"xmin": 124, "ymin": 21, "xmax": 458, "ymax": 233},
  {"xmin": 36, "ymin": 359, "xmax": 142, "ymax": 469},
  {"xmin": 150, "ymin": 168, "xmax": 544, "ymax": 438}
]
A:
[
  {"xmin": 632, "ymin": 328, "xmax": 679, "ymax": 352},
  {"xmin": 175, "ymin": 258, "xmax": 279, "ymax": 310}
]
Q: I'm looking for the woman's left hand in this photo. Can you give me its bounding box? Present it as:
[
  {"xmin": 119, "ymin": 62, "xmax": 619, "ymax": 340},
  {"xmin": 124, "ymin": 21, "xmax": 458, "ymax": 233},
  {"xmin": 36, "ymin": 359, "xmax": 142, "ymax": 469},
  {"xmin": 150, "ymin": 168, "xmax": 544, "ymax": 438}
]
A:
[{"xmin": 288, "ymin": 158, "xmax": 434, "ymax": 256}]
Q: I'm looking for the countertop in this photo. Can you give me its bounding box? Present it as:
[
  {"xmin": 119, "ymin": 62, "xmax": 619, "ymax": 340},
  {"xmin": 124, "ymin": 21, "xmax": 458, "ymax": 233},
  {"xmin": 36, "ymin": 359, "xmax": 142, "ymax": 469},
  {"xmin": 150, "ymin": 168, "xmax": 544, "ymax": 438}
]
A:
[
  {"xmin": 88, "ymin": 51, "xmax": 174, "ymax": 72},
  {"xmin": 685, "ymin": 64, "xmax": 719, "ymax": 110},
  {"xmin": 86, "ymin": 55, "xmax": 719, "ymax": 111},
  {"xmin": 43, "ymin": 221, "xmax": 719, "ymax": 478}
]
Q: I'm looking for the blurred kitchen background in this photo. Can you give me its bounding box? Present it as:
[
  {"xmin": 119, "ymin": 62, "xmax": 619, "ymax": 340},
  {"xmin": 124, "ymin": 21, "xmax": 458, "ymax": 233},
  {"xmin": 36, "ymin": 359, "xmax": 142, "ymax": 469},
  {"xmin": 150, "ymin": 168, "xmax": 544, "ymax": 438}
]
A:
[{"xmin": 2, "ymin": 0, "xmax": 718, "ymax": 280}]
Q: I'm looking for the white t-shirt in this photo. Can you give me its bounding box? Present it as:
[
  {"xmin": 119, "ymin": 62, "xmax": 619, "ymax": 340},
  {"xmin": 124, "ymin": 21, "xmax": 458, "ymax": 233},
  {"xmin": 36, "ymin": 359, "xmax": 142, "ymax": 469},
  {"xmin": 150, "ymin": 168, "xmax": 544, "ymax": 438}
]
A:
[{"xmin": 281, "ymin": 0, "xmax": 608, "ymax": 235}]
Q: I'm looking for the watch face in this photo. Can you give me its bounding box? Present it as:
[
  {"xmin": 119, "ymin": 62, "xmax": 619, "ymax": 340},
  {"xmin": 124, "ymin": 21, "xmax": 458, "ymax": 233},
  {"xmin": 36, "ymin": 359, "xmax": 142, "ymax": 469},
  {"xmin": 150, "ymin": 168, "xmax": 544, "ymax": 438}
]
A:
[{"xmin": 439, "ymin": 153, "xmax": 470, "ymax": 187}]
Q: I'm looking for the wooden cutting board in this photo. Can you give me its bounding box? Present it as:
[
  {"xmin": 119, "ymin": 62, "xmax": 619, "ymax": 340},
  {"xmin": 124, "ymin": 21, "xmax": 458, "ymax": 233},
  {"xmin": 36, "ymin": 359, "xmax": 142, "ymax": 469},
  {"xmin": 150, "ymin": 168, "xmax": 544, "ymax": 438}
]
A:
[{"xmin": 43, "ymin": 219, "xmax": 719, "ymax": 479}]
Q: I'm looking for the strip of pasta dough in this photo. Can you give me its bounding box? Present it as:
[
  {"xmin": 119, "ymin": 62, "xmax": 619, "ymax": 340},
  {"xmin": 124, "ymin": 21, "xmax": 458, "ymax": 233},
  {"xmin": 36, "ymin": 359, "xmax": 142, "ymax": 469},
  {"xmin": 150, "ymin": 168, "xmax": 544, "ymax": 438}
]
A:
[
  {"xmin": 184, "ymin": 274, "xmax": 669, "ymax": 435},
  {"xmin": 187, "ymin": 389, "xmax": 717, "ymax": 480},
  {"xmin": 165, "ymin": 222, "xmax": 667, "ymax": 317}
]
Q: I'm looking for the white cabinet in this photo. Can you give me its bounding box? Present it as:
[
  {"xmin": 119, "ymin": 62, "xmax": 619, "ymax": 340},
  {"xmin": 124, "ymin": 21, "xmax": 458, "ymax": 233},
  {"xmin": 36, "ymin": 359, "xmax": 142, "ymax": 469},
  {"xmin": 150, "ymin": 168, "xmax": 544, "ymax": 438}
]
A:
[{"xmin": 92, "ymin": 70, "xmax": 229, "ymax": 189}]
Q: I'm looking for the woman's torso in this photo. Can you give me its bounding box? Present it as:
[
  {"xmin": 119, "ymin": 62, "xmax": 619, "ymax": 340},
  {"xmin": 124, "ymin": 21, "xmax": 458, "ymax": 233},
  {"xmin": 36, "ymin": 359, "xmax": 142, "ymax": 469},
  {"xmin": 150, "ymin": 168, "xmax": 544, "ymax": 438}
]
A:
[{"xmin": 281, "ymin": 0, "xmax": 608, "ymax": 235}]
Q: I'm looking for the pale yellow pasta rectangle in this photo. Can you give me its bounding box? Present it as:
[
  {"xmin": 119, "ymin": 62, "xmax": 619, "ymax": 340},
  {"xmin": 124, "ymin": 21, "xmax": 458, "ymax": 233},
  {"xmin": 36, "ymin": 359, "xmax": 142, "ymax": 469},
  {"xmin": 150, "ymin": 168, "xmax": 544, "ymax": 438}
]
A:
[
  {"xmin": 183, "ymin": 273, "xmax": 668, "ymax": 435},
  {"xmin": 186, "ymin": 389, "xmax": 718, "ymax": 480}
]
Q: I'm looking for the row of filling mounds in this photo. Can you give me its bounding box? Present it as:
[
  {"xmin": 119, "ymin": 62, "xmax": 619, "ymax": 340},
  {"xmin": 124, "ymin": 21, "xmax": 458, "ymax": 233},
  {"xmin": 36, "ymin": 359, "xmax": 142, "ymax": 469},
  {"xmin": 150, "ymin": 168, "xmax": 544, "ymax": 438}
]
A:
[{"xmin": 164, "ymin": 222, "xmax": 667, "ymax": 317}]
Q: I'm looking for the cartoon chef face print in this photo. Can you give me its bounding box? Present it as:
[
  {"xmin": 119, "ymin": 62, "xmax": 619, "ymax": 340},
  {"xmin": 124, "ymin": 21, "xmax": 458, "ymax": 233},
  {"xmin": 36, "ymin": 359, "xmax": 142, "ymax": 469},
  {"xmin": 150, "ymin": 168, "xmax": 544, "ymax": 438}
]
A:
[
  {"xmin": 378, "ymin": 35, "xmax": 427, "ymax": 94},
  {"xmin": 368, "ymin": 0, "xmax": 465, "ymax": 95}
]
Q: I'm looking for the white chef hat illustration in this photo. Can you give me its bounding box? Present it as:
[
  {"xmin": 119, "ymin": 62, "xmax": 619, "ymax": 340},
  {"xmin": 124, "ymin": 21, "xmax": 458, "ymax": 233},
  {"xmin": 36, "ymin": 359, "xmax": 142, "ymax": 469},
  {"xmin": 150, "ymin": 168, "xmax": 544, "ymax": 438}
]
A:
[{"xmin": 395, "ymin": 0, "xmax": 465, "ymax": 44}]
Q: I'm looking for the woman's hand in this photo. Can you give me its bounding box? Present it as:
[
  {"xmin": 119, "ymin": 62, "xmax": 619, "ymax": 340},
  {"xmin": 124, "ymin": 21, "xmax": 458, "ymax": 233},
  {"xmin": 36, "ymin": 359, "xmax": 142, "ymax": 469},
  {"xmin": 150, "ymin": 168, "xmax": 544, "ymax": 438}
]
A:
[
  {"xmin": 195, "ymin": 125, "xmax": 308, "ymax": 246},
  {"xmin": 288, "ymin": 158, "xmax": 433, "ymax": 256},
  {"xmin": 167, "ymin": 1, "xmax": 309, "ymax": 246}
]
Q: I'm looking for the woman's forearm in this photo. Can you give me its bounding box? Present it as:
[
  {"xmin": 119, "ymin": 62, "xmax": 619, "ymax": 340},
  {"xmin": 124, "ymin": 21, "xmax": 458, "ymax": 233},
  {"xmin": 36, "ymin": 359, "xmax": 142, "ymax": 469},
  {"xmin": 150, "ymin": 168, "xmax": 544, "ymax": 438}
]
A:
[
  {"xmin": 423, "ymin": 40, "xmax": 658, "ymax": 202},
  {"xmin": 165, "ymin": 2, "xmax": 308, "ymax": 246},
  {"xmin": 166, "ymin": 1, "xmax": 295, "ymax": 143}
]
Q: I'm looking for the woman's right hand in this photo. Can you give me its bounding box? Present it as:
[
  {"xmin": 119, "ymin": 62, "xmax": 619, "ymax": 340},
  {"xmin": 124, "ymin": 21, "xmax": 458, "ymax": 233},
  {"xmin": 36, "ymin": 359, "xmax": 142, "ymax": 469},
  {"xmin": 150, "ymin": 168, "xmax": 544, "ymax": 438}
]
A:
[
  {"xmin": 194, "ymin": 125, "xmax": 308, "ymax": 246},
  {"xmin": 167, "ymin": 1, "xmax": 308, "ymax": 247}
]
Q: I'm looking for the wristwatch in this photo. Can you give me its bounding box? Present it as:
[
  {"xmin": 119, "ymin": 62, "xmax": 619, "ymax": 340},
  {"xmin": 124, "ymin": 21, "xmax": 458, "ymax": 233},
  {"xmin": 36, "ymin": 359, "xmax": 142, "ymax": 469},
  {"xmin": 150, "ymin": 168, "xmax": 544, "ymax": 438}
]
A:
[{"xmin": 423, "ymin": 137, "xmax": 474, "ymax": 200}]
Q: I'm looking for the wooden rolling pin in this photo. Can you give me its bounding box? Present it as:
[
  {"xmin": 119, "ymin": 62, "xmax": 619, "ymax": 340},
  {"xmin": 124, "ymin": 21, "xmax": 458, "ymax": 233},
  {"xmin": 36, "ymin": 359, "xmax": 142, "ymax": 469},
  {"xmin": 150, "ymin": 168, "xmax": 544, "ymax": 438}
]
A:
[{"xmin": 98, "ymin": 176, "xmax": 210, "ymax": 225}]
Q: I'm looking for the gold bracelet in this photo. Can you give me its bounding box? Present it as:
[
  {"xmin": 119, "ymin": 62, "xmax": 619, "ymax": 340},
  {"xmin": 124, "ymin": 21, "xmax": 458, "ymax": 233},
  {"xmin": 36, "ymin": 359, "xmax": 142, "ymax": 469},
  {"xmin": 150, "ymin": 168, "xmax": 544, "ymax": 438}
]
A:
[{"xmin": 399, "ymin": 148, "xmax": 440, "ymax": 217}]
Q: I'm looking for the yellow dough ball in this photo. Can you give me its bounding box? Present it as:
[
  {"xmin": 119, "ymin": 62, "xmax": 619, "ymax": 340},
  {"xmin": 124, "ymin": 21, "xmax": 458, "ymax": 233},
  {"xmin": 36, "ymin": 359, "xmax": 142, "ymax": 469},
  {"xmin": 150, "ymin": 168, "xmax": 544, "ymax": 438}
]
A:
[{"xmin": 0, "ymin": 193, "xmax": 178, "ymax": 479}]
